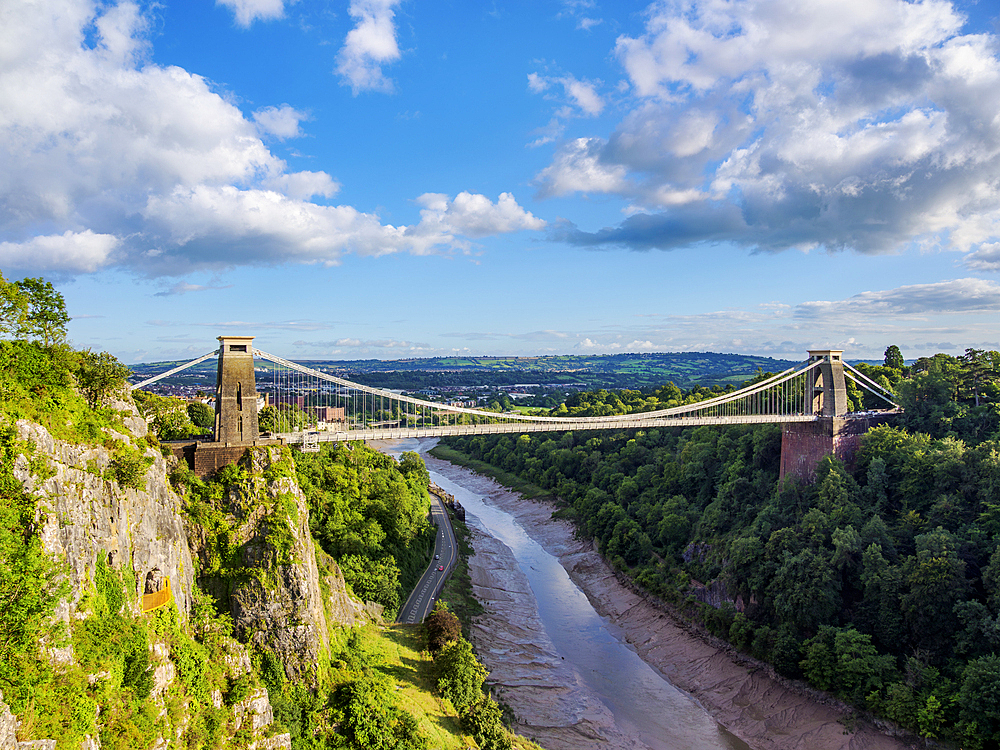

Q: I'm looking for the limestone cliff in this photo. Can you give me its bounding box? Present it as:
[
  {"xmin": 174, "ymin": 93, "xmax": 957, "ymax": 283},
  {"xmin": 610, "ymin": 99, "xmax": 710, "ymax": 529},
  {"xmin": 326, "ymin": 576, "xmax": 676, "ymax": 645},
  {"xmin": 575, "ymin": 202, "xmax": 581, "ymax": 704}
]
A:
[
  {"xmin": 14, "ymin": 400, "xmax": 196, "ymax": 628},
  {"xmin": 7, "ymin": 401, "xmax": 376, "ymax": 748},
  {"xmin": 185, "ymin": 446, "xmax": 379, "ymax": 685}
]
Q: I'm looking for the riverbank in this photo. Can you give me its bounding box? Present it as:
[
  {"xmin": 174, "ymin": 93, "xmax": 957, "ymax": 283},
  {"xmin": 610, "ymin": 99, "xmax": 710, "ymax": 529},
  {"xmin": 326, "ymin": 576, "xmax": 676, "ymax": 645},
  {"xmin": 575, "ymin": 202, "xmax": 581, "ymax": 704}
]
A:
[{"xmin": 422, "ymin": 448, "xmax": 916, "ymax": 750}]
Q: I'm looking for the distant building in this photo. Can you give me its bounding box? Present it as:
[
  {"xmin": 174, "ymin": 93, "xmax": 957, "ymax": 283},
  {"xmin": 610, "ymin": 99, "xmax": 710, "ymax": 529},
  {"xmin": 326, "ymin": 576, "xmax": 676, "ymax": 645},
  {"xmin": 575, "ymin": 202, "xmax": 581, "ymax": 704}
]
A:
[{"xmin": 313, "ymin": 406, "xmax": 346, "ymax": 423}]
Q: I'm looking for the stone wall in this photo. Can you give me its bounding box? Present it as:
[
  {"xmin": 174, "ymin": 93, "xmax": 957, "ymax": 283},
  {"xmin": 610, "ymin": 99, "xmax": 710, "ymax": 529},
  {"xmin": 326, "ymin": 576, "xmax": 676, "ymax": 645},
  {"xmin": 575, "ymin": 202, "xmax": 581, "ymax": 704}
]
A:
[{"xmin": 780, "ymin": 415, "xmax": 897, "ymax": 484}]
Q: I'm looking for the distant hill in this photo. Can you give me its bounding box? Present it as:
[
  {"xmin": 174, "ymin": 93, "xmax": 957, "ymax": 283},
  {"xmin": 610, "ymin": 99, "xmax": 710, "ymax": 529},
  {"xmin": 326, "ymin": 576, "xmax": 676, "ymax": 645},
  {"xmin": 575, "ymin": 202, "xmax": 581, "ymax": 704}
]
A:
[{"xmin": 129, "ymin": 351, "xmax": 801, "ymax": 392}]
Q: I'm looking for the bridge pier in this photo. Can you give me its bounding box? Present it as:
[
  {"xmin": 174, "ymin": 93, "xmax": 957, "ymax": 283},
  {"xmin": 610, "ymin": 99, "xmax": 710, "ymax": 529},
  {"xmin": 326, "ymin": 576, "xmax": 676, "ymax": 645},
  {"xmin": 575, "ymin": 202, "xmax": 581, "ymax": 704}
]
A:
[{"xmin": 779, "ymin": 350, "xmax": 890, "ymax": 484}]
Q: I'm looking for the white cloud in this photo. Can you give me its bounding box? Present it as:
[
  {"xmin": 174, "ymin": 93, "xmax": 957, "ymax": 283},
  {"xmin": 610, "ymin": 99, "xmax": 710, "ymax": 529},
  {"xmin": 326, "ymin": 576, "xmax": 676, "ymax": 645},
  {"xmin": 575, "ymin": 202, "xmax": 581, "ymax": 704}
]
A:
[
  {"xmin": 544, "ymin": 0, "xmax": 1000, "ymax": 255},
  {"xmin": 0, "ymin": 0, "xmax": 546, "ymax": 278},
  {"xmin": 795, "ymin": 278, "xmax": 1000, "ymax": 318},
  {"xmin": 535, "ymin": 138, "xmax": 628, "ymax": 197},
  {"xmin": 564, "ymin": 77, "xmax": 605, "ymax": 116},
  {"xmin": 216, "ymin": 0, "xmax": 286, "ymax": 28},
  {"xmin": 253, "ymin": 105, "xmax": 307, "ymax": 140},
  {"xmin": 558, "ymin": 0, "xmax": 602, "ymax": 31},
  {"xmin": 335, "ymin": 0, "xmax": 402, "ymax": 94},
  {"xmin": 136, "ymin": 186, "xmax": 543, "ymax": 273},
  {"xmin": 415, "ymin": 192, "xmax": 546, "ymax": 239},
  {"xmin": 965, "ymin": 243, "xmax": 1000, "ymax": 272},
  {"xmin": 528, "ymin": 72, "xmax": 605, "ymax": 116},
  {"xmin": 0, "ymin": 230, "xmax": 119, "ymax": 273}
]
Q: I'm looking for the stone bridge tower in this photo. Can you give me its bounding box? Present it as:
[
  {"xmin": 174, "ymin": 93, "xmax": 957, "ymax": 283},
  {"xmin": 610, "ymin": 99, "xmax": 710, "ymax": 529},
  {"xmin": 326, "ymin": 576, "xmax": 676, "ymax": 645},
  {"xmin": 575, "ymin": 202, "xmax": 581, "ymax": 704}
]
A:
[
  {"xmin": 215, "ymin": 335, "xmax": 260, "ymax": 444},
  {"xmin": 174, "ymin": 335, "xmax": 277, "ymax": 477}
]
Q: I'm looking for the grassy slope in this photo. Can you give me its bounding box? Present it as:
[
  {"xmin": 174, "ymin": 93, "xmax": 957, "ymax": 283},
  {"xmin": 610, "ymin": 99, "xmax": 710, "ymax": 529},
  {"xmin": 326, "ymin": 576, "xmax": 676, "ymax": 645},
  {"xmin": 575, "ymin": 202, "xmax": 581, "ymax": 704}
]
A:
[{"xmin": 369, "ymin": 625, "xmax": 544, "ymax": 750}]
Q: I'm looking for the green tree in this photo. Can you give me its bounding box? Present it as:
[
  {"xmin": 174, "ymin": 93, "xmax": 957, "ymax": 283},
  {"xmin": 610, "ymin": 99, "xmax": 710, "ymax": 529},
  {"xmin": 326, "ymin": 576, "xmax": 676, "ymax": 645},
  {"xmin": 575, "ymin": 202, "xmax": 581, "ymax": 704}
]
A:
[
  {"xmin": 918, "ymin": 694, "xmax": 945, "ymax": 740},
  {"xmin": 187, "ymin": 401, "xmax": 215, "ymax": 429},
  {"xmin": 0, "ymin": 274, "xmax": 28, "ymax": 338},
  {"xmin": 901, "ymin": 527, "xmax": 969, "ymax": 653},
  {"xmin": 425, "ymin": 603, "xmax": 461, "ymax": 652},
  {"xmin": 959, "ymin": 655, "xmax": 1000, "ymax": 747},
  {"xmin": 462, "ymin": 696, "xmax": 512, "ymax": 750},
  {"xmin": 133, "ymin": 391, "xmax": 204, "ymax": 440},
  {"xmin": 339, "ymin": 554, "xmax": 401, "ymax": 616},
  {"xmin": 767, "ymin": 548, "xmax": 840, "ymax": 633},
  {"xmin": 335, "ymin": 670, "xmax": 427, "ymax": 750},
  {"xmin": 11, "ymin": 277, "xmax": 69, "ymax": 346},
  {"xmin": 258, "ymin": 405, "xmax": 278, "ymax": 433},
  {"xmin": 435, "ymin": 638, "xmax": 487, "ymax": 712},
  {"xmin": 398, "ymin": 451, "xmax": 430, "ymax": 487},
  {"xmin": 0, "ymin": 481, "xmax": 65, "ymax": 702},
  {"xmin": 884, "ymin": 345, "xmax": 905, "ymax": 370},
  {"xmin": 75, "ymin": 350, "xmax": 132, "ymax": 408}
]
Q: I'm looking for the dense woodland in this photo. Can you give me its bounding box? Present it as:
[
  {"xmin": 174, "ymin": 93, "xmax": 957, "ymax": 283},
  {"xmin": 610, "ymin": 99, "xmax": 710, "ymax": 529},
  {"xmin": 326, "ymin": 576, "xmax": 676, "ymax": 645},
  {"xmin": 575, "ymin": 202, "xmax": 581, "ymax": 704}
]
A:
[{"xmin": 445, "ymin": 347, "xmax": 1000, "ymax": 748}]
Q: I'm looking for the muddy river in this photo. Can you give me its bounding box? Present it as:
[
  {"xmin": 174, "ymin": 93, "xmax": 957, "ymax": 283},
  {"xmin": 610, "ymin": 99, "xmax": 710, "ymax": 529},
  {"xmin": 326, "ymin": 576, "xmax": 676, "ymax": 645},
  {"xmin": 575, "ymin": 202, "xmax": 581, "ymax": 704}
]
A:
[
  {"xmin": 377, "ymin": 438, "xmax": 910, "ymax": 750},
  {"xmin": 381, "ymin": 438, "xmax": 746, "ymax": 750}
]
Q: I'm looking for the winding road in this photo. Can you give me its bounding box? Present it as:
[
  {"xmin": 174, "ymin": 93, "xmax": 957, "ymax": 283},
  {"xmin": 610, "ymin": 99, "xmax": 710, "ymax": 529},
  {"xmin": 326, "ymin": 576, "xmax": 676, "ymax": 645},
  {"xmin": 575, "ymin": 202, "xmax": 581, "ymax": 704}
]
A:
[{"xmin": 396, "ymin": 491, "xmax": 457, "ymax": 624}]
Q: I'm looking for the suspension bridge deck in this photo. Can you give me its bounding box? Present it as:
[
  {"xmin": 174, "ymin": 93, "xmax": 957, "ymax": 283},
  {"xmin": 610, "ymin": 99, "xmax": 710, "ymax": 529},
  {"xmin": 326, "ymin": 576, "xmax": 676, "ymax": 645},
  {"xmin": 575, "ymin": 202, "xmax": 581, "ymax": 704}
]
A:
[{"xmin": 274, "ymin": 413, "xmax": 824, "ymax": 444}]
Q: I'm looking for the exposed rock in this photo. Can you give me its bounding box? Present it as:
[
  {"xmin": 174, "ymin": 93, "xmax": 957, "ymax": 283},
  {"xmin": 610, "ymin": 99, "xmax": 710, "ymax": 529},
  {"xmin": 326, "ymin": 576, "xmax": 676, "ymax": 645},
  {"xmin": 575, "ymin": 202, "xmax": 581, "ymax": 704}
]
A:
[
  {"xmin": 15, "ymin": 409, "xmax": 196, "ymax": 623},
  {"xmin": 234, "ymin": 688, "xmax": 274, "ymax": 732},
  {"xmin": 10, "ymin": 408, "xmax": 375, "ymax": 749},
  {"xmin": 318, "ymin": 547, "xmax": 384, "ymax": 627},
  {"xmin": 1, "ymin": 691, "xmax": 19, "ymax": 750},
  {"xmin": 195, "ymin": 447, "xmax": 332, "ymax": 685},
  {"xmin": 151, "ymin": 641, "xmax": 176, "ymax": 699},
  {"xmin": 251, "ymin": 734, "xmax": 291, "ymax": 750}
]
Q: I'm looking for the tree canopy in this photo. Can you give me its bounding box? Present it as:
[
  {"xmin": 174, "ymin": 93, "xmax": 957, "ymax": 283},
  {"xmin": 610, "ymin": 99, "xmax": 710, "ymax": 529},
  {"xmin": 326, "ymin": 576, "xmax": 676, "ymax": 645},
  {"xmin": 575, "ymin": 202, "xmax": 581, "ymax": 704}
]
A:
[{"xmin": 0, "ymin": 273, "xmax": 69, "ymax": 346}]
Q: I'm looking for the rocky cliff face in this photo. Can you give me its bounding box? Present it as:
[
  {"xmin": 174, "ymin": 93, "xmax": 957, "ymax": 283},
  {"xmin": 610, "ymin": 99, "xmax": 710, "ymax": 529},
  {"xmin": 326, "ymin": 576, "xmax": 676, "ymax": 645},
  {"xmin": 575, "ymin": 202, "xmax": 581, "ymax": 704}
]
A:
[
  {"xmin": 9, "ymin": 403, "xmax": 376, "ymax": 747},
  {"xmin": 14, "ymin": 401, "xmax": 196, "ymax": 629},
  {"xmin": 193, "ymin": 446, "xmax": 377, "ymax": 685}
]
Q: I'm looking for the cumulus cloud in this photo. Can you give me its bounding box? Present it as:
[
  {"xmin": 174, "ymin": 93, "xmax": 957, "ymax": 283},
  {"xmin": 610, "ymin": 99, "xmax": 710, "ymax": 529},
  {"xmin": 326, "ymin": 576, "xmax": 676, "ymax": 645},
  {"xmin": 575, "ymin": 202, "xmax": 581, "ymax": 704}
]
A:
[
  {"xmin": 0, "ymin": 0, "xmax": 545, "ymax": 278},
  {"xmin": 414, "ymin": 192, "xmax": 546, "ymax": 241},
  {"xmin": 965, "ymin": 243, "xmax": 1000, "ymax": 272},
  {"xmin": 0, "ymin": 231, "xmax": 120, "ymax": 274},
  {"xmin": 253, "ymin": 105, "xmax": 307, "ymax": 140},
  {"xmin": 536, "ymin": 138, "xmax": 628, "ymax": 197},
  {"xmin": 540, "ymin": 0, "xmax": 1000, "ymax": 255},
  {"xmin": 335, "ymin": 0, "xmax": 402, "ymax": 94},
  {"xmin": 216, "ymin": 0, "xmax": 286, "ymax": 27}
]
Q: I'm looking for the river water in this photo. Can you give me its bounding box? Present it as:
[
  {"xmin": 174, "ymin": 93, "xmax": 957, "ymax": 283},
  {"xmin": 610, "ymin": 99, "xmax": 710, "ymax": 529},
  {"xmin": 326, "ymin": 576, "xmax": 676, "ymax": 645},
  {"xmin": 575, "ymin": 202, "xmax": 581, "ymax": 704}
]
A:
[{"xmin": 380, "ymin": 439, "xmax": 749, "ymax": 750}]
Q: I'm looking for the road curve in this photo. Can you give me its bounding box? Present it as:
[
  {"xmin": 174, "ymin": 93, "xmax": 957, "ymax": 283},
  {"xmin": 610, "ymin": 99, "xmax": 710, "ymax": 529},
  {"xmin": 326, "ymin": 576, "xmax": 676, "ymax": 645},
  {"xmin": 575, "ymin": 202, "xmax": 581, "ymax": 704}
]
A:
[{"xmin": 396, "ymin": 492, "xmax": 457, "ymax": 624}]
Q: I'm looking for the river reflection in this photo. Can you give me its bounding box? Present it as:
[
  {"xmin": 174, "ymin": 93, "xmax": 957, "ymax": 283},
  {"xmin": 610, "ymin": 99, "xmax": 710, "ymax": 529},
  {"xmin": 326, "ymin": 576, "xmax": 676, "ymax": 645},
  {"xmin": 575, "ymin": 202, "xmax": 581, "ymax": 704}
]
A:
[{"xmin": 382, "ymin": 439, "xmax": 749, "ymax": 750}]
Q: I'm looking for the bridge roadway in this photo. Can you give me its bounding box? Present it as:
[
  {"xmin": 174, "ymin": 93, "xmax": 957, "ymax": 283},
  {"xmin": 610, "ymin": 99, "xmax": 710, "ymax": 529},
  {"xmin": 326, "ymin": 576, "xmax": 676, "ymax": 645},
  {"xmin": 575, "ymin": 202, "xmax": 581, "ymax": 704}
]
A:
[
  {"xmin": 396, "ymin": 492, "xmax": 457, "ymax": 624},
  {"xmin": 277, "ymin": 413, "xmax": 820, "ymax": 444}
]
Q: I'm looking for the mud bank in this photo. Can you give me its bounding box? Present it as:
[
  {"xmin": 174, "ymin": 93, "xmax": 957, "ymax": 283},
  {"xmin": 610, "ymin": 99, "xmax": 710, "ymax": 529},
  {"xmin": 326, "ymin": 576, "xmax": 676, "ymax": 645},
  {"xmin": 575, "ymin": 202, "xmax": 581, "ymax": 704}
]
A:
[
  {"xmin": 468, "ymin": 527, "xmax": 655, "ymax": 750},
  {"xmin": 424, "ymin": 452, "xmax": 916, "ymax": 750}
]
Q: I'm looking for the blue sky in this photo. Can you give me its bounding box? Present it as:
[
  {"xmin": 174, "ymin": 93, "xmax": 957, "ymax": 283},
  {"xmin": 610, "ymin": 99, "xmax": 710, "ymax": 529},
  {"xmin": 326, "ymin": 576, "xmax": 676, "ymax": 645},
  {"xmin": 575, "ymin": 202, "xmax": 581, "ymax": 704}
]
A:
[{"xmin": 3, "ymin": 0, "xmax": 1000, "ymax": 365}]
